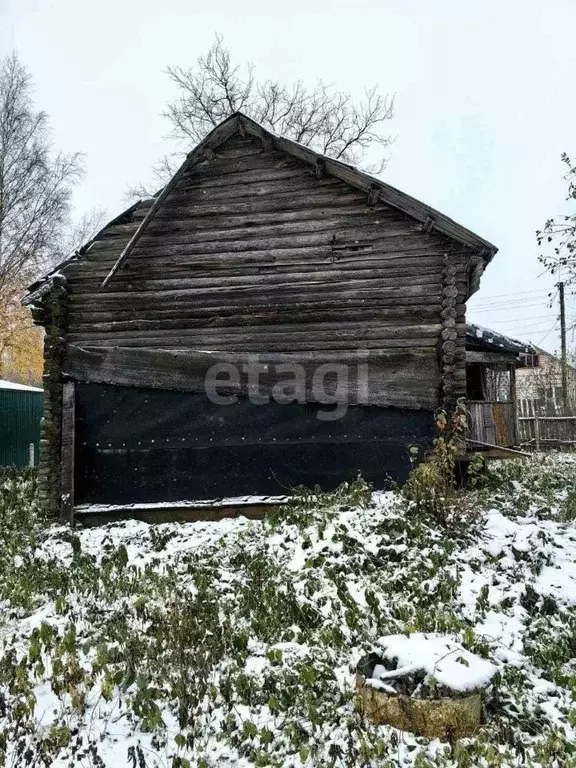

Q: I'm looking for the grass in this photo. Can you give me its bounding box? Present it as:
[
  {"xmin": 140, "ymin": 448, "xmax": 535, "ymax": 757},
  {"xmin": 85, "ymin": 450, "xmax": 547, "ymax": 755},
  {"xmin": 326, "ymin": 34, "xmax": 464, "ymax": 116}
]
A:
[{"xmin": 0, "ymin": 455, "xmax": 575, "ymax": 766}]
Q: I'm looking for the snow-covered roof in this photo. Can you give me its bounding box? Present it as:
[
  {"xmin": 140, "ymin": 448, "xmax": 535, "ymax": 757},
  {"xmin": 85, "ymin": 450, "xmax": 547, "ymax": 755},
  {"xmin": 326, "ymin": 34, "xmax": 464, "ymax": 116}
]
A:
[
  {"xmin": 465, "ymin": 322, "xmax": 534, "ymax": 356},
  {"xmin": 0, "ymin": 379, "xmax": 43, "ymax": 393}
]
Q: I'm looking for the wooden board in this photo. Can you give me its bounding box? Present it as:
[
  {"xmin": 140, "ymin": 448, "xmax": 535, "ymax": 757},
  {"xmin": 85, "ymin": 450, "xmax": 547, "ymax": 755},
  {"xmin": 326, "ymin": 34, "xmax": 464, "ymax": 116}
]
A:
[{"xmin": 60, "ymin": 381, "xmax": 76, "ymax": 523}]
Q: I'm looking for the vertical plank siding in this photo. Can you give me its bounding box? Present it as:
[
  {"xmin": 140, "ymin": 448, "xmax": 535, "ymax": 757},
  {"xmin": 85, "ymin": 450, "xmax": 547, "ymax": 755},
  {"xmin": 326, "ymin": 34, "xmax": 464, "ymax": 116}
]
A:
[
  {"xmin": 0, "ymin": 389, "xmax": 43, "ymax": 467},
  {"xmin": 468, "ymin": 401, "xmax": 516, "ymax": 447}
]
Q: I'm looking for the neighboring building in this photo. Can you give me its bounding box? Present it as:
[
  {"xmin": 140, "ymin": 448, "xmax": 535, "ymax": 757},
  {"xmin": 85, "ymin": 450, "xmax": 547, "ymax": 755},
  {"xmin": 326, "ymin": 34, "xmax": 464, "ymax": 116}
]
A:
[
  {"xmin": 464, "ymin": 323, "xmax": 531, "ymax": 448},
  {"xmin": 516, "ymin": 346, "xmax": 576, "ymax": 416},
  {"xmin": 23, "ymin": 112, "xmax": 499, "ymax": 521},
  {"xmin": 0, "ymin": 380, "xmax": 43, "ymax": 467}
]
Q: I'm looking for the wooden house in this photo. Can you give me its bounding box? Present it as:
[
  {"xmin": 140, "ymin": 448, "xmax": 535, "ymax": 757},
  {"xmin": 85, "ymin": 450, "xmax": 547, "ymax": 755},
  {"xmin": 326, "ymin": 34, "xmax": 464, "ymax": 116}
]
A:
[
  {"xmin": 23, "ymin": 112, "xmax": 499, "ymax": 521},
  {"xmin": 465, "ymin": 323, "xmax": 528, "ymax": 450}
]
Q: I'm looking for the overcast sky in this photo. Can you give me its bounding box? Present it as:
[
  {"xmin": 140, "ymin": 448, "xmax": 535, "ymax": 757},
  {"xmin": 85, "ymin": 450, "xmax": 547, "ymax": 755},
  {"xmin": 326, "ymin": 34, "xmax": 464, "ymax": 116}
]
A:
[{"xmin": 3, "ymin": 0, "xmax": 576, "ymax": 354}]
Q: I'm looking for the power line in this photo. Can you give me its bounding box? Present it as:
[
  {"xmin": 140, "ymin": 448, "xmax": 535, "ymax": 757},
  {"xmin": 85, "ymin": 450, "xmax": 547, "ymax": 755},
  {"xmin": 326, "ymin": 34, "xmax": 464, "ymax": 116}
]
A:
[
  {"xmin": 493, "ymin": 316, "xmax": 559, "ymax": 328},
  {"xmin": 483, "ymin": 313, "xmax": 555, "ymax": 326},
  {"xmin": 470, "ymin": 288, "xmax": 551, "ymax": 301},
  {"xmin": 471, "ymin": 288, "xmax": 558, "ymax": 309},
  {"xmin": 534, "ymin": 322, "xmax": 559, "ymax": 347},
  {"xmin": 472, "ymin": 301, "xmax": 553, "ymax": 314}
]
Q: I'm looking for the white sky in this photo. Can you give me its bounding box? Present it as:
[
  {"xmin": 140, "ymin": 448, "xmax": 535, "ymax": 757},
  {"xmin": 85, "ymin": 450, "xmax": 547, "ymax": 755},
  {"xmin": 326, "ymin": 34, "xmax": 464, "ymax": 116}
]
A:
[{"xmin": 3, "ymin": 0, "xmax": 576, "ymax": 354}]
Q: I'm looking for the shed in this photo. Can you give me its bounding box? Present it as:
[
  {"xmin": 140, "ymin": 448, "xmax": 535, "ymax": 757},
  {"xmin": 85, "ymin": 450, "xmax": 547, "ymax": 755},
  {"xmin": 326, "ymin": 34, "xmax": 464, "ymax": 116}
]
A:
[
  {"xmin": 23, "ymin": 112, "xmax": 499, "ymax": 521},
  {"xmin": 465, "ymin": 323, "xmax": 531, "ymax": 449},
  {"xmin": 0, "ymin": 380, "xmax": 43, "ymax": 468}
]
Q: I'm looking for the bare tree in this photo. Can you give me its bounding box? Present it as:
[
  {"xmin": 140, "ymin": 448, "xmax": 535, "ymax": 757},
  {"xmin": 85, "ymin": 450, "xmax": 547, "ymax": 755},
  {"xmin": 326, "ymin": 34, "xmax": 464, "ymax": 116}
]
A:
[
  {"xmin": 0, "ymin": 52, "xmax": 84, "ymax": 298},
  {"xmin": 538, "ymin": 152, "xmax": 576, "ymax": 287},
  {"xmin": 0, "ymin": 53, "xmax": 102, "ymax": 384},
  {"xmin": 57, "ymin": 207, "xmax": 107, "ymax": 259},
  {"xmin": 133, "ymin": 36, "xmax": 394, "ymax": 195}
]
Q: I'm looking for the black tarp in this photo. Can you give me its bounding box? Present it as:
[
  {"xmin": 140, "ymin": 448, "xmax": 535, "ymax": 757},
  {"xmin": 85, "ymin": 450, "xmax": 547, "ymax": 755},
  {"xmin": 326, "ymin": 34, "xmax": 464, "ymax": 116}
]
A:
[{"xmin": 74, "ymin": 383, "xmax": 435, "ymax": 505}]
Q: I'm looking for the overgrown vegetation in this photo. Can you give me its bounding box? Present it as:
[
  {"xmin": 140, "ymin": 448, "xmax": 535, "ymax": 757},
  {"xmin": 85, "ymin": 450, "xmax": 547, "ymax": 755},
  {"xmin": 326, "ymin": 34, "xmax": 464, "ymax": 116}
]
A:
[
  {"xmin": 402, "ymin": 400, "xmax": 483, "ymax": 528},
  {"xmin": 0, "ymin": 454, "xmax": 576, "ymax": 766}
]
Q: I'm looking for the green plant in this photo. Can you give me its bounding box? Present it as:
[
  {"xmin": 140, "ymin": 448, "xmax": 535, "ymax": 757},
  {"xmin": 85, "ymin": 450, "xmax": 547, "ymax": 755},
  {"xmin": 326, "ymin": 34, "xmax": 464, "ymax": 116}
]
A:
[{"xmin": 402, "ymin": 400, "xmax": 470, "ymax": 525}]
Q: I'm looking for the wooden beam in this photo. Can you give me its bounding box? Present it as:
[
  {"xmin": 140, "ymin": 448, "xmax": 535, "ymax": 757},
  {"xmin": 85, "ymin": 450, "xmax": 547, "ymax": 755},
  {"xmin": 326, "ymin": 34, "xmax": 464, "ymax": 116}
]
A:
[
  {"xmin": 314, "ymin": 158, "xmax": 326, "ymax": 180},
  {"xmin": 99, "ymin": 155, "xmax": 191, "ymax": 288},
  {"xmin": 367, "ymin": 184, "xmax": 380, "ymax": 206},
  {"xmin": 422, "ymin": 216, "xmax": 435, "ymax": 233},
  {"xmin": 99, "ymin": 115, "xmax": 241, "ymax": 289},
  {"xmin": 467, "ymin": 439, "xmax": 530, "ymax": 457},
  {"xmin": 466, "ymin": 350, "xmax": 517, "ymax": 364},
  {"xmin": 509, "ymin": 362, "xmax": 518, "ymax": 445},
  {"xmin": 60, "ymin": 381, "xmax": 76, "ymax": 524}
]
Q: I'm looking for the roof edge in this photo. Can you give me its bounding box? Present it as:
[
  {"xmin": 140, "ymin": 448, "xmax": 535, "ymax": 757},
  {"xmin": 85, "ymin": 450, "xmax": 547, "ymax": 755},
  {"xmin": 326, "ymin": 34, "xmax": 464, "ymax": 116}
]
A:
[
  {"xmin": 23, "ymin": 110, "xmax": 498, "ymax": 300},
  {"xmin": 234, "ymin": 112, "xmax": 497, "ymax": 261}
]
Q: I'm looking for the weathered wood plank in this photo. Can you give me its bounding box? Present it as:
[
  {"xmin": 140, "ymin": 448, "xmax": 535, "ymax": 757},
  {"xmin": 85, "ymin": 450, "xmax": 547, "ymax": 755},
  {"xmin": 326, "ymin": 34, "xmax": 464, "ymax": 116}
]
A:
[
  {"xmin": 67, "ymin": 304, "xmax": 444, "ymax": 327},
  {"xmin": 64, "ymin": 345, "xmax": 440, "ymax": 410},
  {"xmin": 68, "ymin": 269, "xmax": 444, "ymax": 295},
  {"xmin": 68, "ymin": 250, "xmax": 453, "ymax": 277},
  {"xmin": 138, "ymin": 216, "xmax": 419, "ymax": 245},
  {"xmin": 65, "ymin": 255, "xmax": 448, "ymax": 283},
  {"xmin": 68, "ymin": 295, "xmax": 446, "ymax": 318},
  {"xmin": 60, "ymin": 381, "xmax": 75, "ymax": 524},
  {"xmin": 69, "ymin": 285, "xmax": 445, "ymax": 313},
  {"xmin": 87, "ymin": 233, "xmax": 456, "ymax": 261},
  {"xmin": 67, "ymin": 321, "xmax": 444, "ymax": 342}
]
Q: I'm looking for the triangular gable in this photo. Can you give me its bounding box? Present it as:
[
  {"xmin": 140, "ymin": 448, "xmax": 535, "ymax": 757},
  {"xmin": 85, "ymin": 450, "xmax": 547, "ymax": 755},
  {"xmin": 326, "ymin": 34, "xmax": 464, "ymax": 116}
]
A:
[
  {"xmin": 99, "ymin": 112, "xmax": 497, "ymax": 289},
  {"xmin": 24, "ymin": 111, "xmax": 497, "ymax": 304}
]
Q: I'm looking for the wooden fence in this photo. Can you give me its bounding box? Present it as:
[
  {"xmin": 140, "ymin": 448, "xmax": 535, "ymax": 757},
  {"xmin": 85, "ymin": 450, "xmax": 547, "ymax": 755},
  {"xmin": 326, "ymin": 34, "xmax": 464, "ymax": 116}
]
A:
[
  {"xmin": 468, "ymin": 401, "xmax": 517, "ymax": 447},
  {"xmin": 518, "ymin": 415, "xmax": 576, "ymax": 449}
]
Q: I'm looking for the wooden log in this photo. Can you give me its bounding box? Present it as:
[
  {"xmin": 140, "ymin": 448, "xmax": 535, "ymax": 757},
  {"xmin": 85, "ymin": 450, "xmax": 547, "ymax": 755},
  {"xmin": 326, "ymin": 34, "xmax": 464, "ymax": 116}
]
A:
[
  {"xmin": 89, "ymin": 230, "xmax": 444, "ymax": 259},
  {"xmin": 65, "ymin": 254, "xmax": 448, "ymax": 281},
  {"xmin": 67, "ymin": 321, "xmax": 443, "ymax": 342},
  {"xmin": 66, "ymin": 337, "xmax": 440, "ymax": 352},
  {"xmin": 67, "ymin": 304, "xmax": 443, "ymax": 327},
  {"xmin": 69, "ymin": 269, "xmax": 444, "ymax": 296}
]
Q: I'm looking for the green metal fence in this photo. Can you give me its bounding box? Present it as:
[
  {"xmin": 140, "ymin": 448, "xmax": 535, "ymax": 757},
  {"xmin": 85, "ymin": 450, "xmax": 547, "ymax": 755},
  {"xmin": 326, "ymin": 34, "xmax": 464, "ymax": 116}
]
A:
[{"xmin": 0, "ymin": 387, "xmax": 43, "ymax": 467}]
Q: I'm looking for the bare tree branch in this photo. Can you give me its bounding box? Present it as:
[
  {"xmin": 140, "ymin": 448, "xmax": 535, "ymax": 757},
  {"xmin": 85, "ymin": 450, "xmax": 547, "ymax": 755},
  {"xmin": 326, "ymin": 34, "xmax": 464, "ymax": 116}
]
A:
[
  {"xmin": 539, "ymin": 153, "xmax": 576, "ymax": 289},
  {"xmin": 132, "ymin": 36, "xmax": 394, "ymax": 197},
  {"xmin": 0, "ymin": 52, "xmax": 85, "ymax": 298}
]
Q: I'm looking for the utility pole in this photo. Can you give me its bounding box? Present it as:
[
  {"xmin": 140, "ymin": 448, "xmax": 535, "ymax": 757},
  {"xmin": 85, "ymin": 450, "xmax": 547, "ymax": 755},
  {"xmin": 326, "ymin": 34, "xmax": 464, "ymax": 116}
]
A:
[{"xmin": 559, "ymin": 281, "xmax": 568, "ymax": 411}]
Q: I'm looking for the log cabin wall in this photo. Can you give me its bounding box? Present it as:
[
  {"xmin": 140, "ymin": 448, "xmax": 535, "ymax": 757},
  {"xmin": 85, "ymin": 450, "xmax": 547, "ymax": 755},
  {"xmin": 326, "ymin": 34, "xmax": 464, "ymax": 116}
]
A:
[
  {"xmin": 24, "ymin": 115, "xmax": 495, "ymax": 515},
  {"xmin": 62, "ymin": 133, "xmax": 474, "ymax": 409}
]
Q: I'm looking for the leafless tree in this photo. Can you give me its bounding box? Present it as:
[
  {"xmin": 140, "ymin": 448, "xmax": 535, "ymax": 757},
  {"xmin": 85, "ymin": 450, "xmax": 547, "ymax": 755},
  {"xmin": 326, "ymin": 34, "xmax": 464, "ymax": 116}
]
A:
[
  {"xmin": 538, "ymin": 153, "xmax": 576, "ymax": 288},
  {"xmin": 133, "ymin": 36, "xmax": 394, "ymax": 195},
  {"xmin": 57, "ymin": 207, "xmax": 108, "ymax": 259},
  {"xmin": 0, "ymin": 52, "xmax": 84, "ymax": 298}
]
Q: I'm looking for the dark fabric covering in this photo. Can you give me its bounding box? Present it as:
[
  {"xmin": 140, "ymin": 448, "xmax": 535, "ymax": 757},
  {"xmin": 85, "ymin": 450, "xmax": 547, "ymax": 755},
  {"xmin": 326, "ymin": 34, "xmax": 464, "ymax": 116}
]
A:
[{"xmin": 74, "ymin": 383, "xmax": 435, "ymax": 505}]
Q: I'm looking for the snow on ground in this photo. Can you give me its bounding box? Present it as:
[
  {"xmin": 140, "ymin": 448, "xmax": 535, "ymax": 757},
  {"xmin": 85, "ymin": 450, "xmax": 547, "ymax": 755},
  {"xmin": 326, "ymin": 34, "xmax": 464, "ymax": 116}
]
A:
[
  {"xmin": 368, "ymin": 633, "xmax": 498, "ymax": 693},
  {"xmin": 1, "ymin": 455, "xmax": 576, "ymax": 766}
]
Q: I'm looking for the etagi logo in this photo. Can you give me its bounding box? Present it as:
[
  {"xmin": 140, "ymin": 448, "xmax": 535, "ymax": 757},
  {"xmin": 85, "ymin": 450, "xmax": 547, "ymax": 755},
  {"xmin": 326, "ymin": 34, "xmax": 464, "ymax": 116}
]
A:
[{"xmin": 204, "ymin": 352, "xmax": 369, "ymax": 421}]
